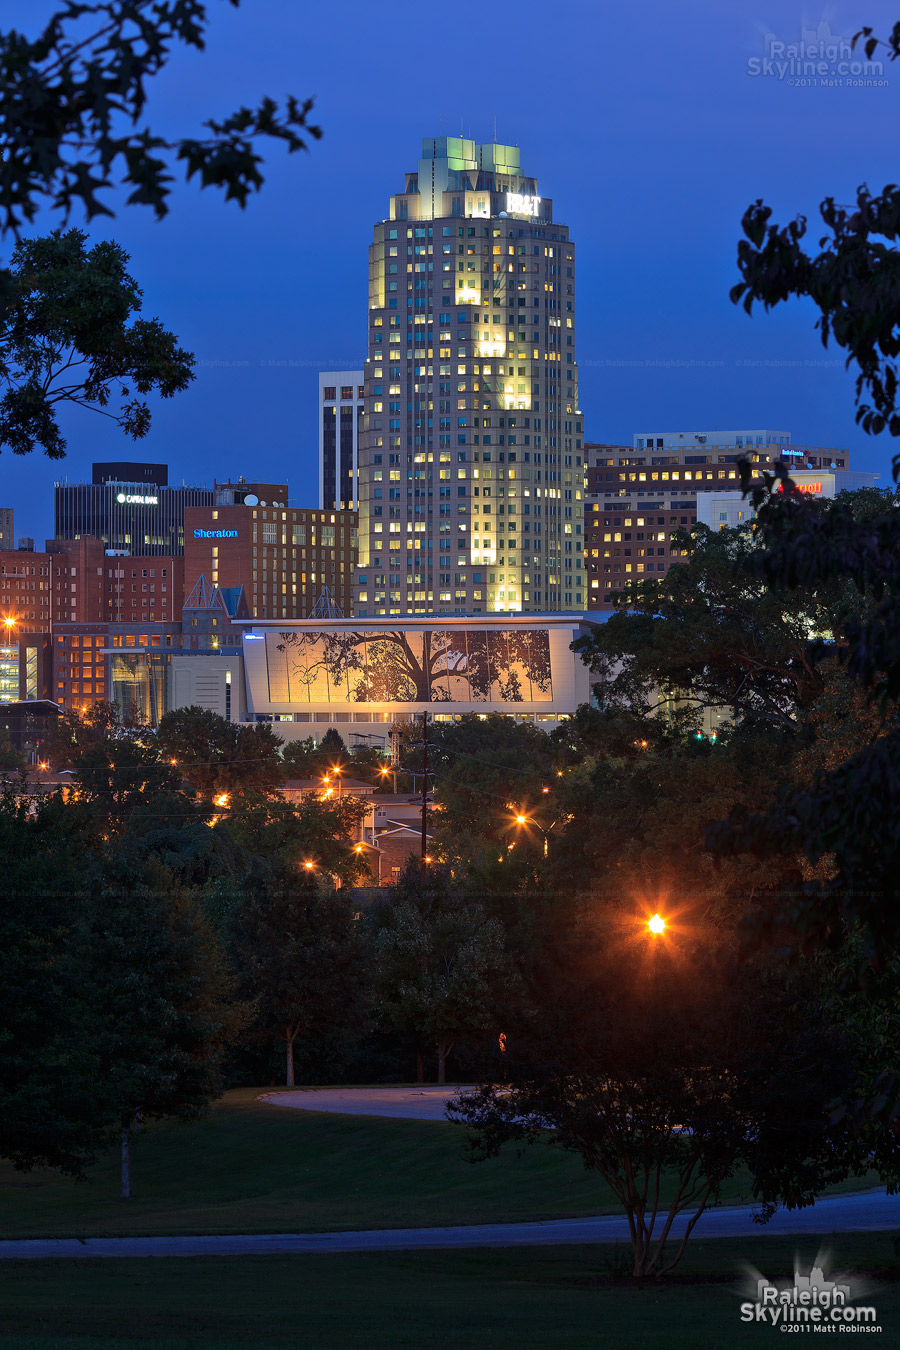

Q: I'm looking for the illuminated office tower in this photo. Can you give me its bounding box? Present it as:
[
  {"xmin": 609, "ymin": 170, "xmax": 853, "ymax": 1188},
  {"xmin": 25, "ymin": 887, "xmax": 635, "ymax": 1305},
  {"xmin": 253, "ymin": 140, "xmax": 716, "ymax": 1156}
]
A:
[{"xmin": 354, "ymin": 137, "xmax": 585, "ymax": 617}]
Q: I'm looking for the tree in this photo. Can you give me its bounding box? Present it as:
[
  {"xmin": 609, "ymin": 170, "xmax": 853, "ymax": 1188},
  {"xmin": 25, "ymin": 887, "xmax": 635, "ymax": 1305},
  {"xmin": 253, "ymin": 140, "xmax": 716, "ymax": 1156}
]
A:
[
  {"xmin": 427, "ymin": 713, "xmax": 556, "ymax": 844},
  {"xmin": 319, "ymin": 727, "xmax": 346, "ymax": 758},
  {"xmin": 374, "ymin": 862, "xmax": 514, "ymax": 1083},
  {"xmin": 44, "ymin": 698, "xmax": 127, "ymax": 767},
  {"xmin": 89, "ymin": 864, "xmax": 248, "ymax": 1199},
  {"xmin": 0, "ymin": 1, "xmax": 320, "ymax": 234},
  {"xmin": 73, "ymin": 734, "xmax": 186, "ymax": 833},
  {"xmin": 223, "ymin": 791, "xmax": 369, "ymax": 889},
  {"xmin": 449, "ymin": 895, "xmax": 869, "ymax": 1278},
  {"xmin": 155, "ymin": 705, "xmax": 284, "ymax": 797},
  {"xmin": 0, "ymin": 790, "xmax": 245, "ymax": 1193},
  {"xmin": 573, "ymin": 522, "xmax": 840, "ymax": 734},
  {"xmin": 228, "ymin": 862, "xmax": 369, "ymax": 1087},
  {"xmin": 0, "ymin": 790, "xmax": 116, "ymax": 1176},
  {"xmin": 0, "ymin": 229, "xmax": 194, "ymax": 457},
  {"xmin": 0, "ymin": 734, "xmax": 25, "ymax": 772}
]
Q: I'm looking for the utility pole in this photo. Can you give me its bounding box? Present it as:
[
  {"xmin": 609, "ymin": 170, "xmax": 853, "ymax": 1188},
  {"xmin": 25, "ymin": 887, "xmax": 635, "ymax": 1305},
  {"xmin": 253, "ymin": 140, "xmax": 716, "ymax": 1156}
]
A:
[{"xmin": 420, "ymin": 710, "xmax": 429, "ymax": 863}]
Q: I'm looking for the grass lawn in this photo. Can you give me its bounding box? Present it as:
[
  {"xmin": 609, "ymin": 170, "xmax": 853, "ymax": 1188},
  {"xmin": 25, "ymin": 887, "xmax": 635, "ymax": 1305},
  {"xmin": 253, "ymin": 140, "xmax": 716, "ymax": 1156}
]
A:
[
  {"xmin": 0, "ymin": 1088, "xmax": 882, "ymax": 1240},
  {"xmin": 0, "ymin": 1234, "xmax": 899, "ymax": 1348}
]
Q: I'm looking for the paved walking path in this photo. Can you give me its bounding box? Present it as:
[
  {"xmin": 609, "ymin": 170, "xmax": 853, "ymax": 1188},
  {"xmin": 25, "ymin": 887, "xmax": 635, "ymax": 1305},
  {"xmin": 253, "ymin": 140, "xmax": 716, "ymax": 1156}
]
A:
[
  {"xmin": 1, "ymin": 1190, "xmax": 897, "ymax": 1260},
  {"xmin": 257, "ymin": 1086, "xmax": 477, "ymax": 1121},
  {"xmin": 2, "ymin": 1089, "xmax": 895, "ymax": 1259}
]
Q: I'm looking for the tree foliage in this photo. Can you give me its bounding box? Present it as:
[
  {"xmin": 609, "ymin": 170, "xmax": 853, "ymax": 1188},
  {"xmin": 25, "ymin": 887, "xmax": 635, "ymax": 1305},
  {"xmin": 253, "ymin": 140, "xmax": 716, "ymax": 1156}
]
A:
[
  {"xmin": 228, "ymin": 863, "xmax": 369, "ymax": 1087},
  {"xmin": 574, "ymin": 522, "xmax": 839, "ymax": 733},
  {"xmin": 0, "ymin": 229, "xmax": 194, "ymax": 457},
  {"xmin": 374, "ymin": 862, "xmax": 514, "ymax": 1083},
  {"xmin": 156, "ymin": 705, "xmax": 284, "ymax": 796},
  {"xmin": 0, "ymin": 0, "xmax": 321, "ymax": 233},
  {"xmin": 449, "ymin": 894, "xmax": 876, "ymax": 1277}
]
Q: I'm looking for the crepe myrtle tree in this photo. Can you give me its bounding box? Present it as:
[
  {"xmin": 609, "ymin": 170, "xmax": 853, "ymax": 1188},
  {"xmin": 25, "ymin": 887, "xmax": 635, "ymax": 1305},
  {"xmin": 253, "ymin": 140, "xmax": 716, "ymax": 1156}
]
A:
[{"xmin": 448, "ymin": 898, "xmax": 861, "ymax": 1278}]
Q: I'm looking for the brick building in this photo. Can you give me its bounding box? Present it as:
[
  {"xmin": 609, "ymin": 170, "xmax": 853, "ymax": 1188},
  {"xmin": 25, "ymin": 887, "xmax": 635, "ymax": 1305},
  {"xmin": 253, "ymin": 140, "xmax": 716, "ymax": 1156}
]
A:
[
  {"xmin": 105, "ymin": 555, "xmax": 184, "ymax": 624},
  {"xmin": 184, "ymin": 502, "xmax": 358, "ymax": 620}
]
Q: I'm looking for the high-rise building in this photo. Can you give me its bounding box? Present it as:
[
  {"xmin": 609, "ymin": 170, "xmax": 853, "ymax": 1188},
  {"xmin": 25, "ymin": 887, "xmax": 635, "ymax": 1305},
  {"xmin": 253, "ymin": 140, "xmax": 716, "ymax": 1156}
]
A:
[
  {"xmin": 319, "ymin": 372, "xmax": 364, "ymax": 510},
  {"xmin": 0, "ymin": 508, "xmax": 13, "ymax": 552},
  {"xmin": 583, "ymin": 433, "xmax": 876, "ymax": 610},
  {"xmin": 354, "ymin": 136, "xmax": 585, "ymax": 618},
  {"xmin": 184, "ymin": 502, "xmax": 357, "ymax": 620},
  {"xmin": 54, "ymin": 462, "xmax": 213, "ymax": 555}
]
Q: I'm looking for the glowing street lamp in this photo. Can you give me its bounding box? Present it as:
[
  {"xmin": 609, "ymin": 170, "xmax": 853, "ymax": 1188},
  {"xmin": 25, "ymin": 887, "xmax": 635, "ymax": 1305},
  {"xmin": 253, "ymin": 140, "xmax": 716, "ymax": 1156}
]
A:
[
  {"xmin": 647, "ymin": 913, "xmax": 667, "ymax": 935},
  {"xmin": 214, "ymin": 792, "xmax": 229, "ymax": 808},
  {"xmin": 303, "ymin": 860, "xmax": 315, "ymax": 871}
]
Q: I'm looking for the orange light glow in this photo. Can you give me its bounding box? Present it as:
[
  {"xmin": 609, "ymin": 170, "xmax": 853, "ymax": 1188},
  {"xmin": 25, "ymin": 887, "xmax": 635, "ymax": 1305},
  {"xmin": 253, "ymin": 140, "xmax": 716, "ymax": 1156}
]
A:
[
  {"xmin": 303, "ymin": 861, "xmax": 315, "ymax": 871},
  {"xmin": 214, "ymin": 793, "xmax": 229, "ymax": 808},
  {"xmin": 541, "ymin": 786, "xmax": 550, "ymax": 794},
  {"xmin": 515, "ymin": 814, "xmax": 527, "ymax": 825},
  {"xmin": 648, "ymin": 913, "xmax": 666, "ymax": 935},
  {"xmin": 354, "ymin": 844, "xmax": 363, "ymax": 853}
]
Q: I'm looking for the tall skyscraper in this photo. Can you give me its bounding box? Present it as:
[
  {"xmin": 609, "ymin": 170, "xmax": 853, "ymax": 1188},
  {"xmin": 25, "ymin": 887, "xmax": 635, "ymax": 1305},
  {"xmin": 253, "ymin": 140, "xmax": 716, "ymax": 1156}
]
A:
[
  {"xmin": 319, "ymin": 371, "xmax": 364, "ymax": 510},
  {"xmin": 354, "ymin": 136, "xmax": 585, "ymax": 617}
]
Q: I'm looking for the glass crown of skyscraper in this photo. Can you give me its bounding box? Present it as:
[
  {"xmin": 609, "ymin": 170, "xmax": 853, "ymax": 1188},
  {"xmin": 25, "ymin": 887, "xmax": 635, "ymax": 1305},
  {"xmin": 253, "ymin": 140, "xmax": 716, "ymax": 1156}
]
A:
[{"xmin": 390, "ymin": 137, "xmax": 552, "ymax": 223}]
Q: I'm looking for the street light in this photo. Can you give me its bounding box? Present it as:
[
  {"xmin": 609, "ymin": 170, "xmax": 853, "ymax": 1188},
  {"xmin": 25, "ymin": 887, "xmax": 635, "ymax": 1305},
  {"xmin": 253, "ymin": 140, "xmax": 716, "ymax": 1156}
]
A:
[
  {"xmin": 303, "ymin": 860, "xmax": 315, "ymax": 871},
  {"xmin": 648, "ymin": 913, "xmax": 666, "ymax": 935}
]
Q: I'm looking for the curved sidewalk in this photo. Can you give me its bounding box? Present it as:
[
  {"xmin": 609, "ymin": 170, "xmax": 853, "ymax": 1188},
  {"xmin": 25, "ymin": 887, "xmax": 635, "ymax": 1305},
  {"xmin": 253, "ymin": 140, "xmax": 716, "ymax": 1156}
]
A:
[{"xmin": 0, "ymin": 1189, "xmax": 896, "ymax": 1259}]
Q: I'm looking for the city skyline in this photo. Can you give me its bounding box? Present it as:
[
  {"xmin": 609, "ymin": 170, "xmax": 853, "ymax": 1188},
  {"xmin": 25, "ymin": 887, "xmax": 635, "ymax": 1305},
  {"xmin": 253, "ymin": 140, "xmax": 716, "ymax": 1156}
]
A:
[{"xmin": 1, "ymin": 0, "xmax": 897, "ymax": 546}]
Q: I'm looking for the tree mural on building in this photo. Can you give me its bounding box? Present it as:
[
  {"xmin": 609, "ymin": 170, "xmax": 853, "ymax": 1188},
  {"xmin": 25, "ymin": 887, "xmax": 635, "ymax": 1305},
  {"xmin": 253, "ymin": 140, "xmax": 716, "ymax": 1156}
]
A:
[{"xmin": 270, "ymin": 629, "xmax": 553, "ymax": 704}]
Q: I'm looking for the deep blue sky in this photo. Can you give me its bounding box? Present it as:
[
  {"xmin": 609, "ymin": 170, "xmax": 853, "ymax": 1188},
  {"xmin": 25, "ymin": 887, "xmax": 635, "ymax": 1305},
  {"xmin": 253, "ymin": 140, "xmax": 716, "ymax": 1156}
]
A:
[{"xmin": 2, "ymin": 0, "xmax": 898, "ymax": 543}]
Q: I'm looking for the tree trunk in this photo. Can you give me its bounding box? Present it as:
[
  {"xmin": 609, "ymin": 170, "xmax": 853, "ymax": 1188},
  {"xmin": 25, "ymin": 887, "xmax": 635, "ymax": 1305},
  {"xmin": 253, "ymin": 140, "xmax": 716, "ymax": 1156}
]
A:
[
  {"xmin": 285, "ymin": 1029, "xmax": 295, "ymax": 1087},
  {"xmin": 436, "ymin": 1043, "xmax": 453, "ymax": 1085},
  {"xmin": 120, "ymin": 1116, "xmax": 132, "ymax": 1201},
  {"xmin": 416, "ymin": 1052, "xmax": 424, "ymax": 1084}
]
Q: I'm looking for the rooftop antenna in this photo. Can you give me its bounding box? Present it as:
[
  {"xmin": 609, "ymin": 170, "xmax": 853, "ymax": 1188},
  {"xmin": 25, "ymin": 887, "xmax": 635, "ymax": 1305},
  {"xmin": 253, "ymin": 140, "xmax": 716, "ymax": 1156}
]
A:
[{"xmin": 493, "ymin": 115, "xmax": 497, "ymax": 142}]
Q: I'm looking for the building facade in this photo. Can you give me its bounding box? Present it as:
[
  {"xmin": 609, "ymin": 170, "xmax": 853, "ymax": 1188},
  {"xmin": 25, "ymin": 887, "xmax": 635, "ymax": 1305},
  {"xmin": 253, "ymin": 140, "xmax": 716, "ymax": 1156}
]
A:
[
  {"xmin": 583, "ymin": 434, "xmax": 875, "ymax": 610},
  {"xmin": 354, "ymin": 136, "xmax": 585, "ymax": 619},
  {"xmin": 54, "ymin": 462, "xmax": 214, "ymax": 555},
  {"xmin": 184, "ymin": 503, "xmax": 358, "ymax": 621},
  {"xmin": 238, "ymin": 613, "xmax": 597, "ymax": 741},
  {"xmin": 319, "ymin": 372, "xmax": 365, "ymax": 511}
]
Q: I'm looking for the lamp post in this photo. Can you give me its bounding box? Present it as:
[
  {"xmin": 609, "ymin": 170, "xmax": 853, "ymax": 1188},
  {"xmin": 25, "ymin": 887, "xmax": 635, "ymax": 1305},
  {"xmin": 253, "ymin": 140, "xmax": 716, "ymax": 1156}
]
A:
[{"xmin": 512, "ymin": 809, "xmax": 564, "ymax": 858}]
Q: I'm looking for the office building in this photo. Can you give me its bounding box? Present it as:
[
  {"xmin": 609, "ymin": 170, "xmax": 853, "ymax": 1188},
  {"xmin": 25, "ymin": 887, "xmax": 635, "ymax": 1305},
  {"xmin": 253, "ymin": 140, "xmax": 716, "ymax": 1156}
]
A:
[
  {"xmin": 354, "ymin": 135, "xmax": 585, "ymax": 618},
  {"xmin": 104, "ymin": 554, "xmax": 184, "ymax": 624},
  {"xmin": 55, "ymin": 462, "xmax": 214, "ymax": 555},
  {"xmin": 583, "ymin": 433, "xmax": 876, "ymax": 609},
  {"xmin": 0, "ymin": 508, "xmax": 13, "ymax": 552},
  {"xmin": 184, "ymin": 502, "xmax": 357, "ymax": 620},
  {"xmin": 0, "ymin": 536, "xmax": 107, "ymax": 702},
  {"xmin": 319, "ymin": 372, "xmax": 365, "ymax": 510}
]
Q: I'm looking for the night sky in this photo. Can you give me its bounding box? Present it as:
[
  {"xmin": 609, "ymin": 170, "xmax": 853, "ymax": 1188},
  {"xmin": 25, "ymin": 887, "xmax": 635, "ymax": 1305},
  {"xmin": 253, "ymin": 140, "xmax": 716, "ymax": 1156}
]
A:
[{"xmin": 2, "ymin": 0, "xmax": 897, "ymax": 545}]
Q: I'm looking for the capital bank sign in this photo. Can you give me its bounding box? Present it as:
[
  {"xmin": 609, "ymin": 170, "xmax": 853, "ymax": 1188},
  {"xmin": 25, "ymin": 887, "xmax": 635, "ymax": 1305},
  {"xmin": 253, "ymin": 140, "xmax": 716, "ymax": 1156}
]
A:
[
  {"xmin": 194, "ymin": 528, "xmax": 238, "ymax": 539},
  {"xmin": 116, "ymin": 492, "xmax": 158, "ymax": 505},
  {"xmin": 506, "ymin": 192, "xmax": 542, "ymax": 217}
]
